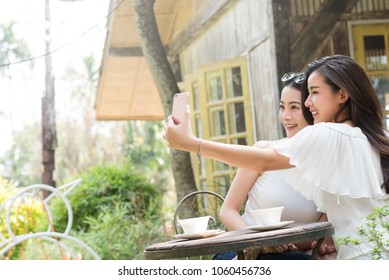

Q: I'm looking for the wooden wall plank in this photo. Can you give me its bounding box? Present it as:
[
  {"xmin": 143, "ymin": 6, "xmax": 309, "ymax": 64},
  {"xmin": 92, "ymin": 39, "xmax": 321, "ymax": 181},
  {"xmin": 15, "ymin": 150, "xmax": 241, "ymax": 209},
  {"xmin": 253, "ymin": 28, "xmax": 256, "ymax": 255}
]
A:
[
  {"xmin": 249, "ymin": 39, "xmax": 282, "ymax": 140},
  {"xmin": 167, "ymin": 0, "xmax": 235, "ymax": 55}
]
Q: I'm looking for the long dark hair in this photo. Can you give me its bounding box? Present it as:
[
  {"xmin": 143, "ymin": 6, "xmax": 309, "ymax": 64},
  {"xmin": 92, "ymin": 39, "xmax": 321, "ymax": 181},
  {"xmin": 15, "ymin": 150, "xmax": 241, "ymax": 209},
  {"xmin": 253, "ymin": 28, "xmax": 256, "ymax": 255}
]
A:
[{"xmin": 301, "ymin": 55, "xmax": 389, "ymax": 193}]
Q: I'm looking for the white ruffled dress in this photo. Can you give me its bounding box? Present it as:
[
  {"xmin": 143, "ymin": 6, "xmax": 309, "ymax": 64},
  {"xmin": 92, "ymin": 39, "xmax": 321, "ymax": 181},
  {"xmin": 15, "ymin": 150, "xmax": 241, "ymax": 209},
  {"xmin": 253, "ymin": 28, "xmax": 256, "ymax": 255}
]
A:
[{"xmin": 271, "ymin": 122, "xmax": 389, "ymax": 259}]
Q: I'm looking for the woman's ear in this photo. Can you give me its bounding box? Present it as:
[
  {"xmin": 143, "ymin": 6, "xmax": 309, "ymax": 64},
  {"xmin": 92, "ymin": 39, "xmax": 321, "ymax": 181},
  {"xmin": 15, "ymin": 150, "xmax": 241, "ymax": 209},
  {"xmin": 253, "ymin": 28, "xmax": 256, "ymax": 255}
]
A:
[{"xmin": 338, "ymin": 89, "xmax": 350, "ymax": 104}]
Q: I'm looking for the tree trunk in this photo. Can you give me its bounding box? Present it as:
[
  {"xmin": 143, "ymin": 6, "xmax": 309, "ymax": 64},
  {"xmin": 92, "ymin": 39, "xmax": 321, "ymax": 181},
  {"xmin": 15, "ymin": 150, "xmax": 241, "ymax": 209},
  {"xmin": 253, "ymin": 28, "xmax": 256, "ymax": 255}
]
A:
[
  {"xmin": 132, "ymin": 0, "xmax": 197, "ymax": 202},
  {"xmin": 42, "ymin": 0, "xmax": 57, "ymax": 191}
]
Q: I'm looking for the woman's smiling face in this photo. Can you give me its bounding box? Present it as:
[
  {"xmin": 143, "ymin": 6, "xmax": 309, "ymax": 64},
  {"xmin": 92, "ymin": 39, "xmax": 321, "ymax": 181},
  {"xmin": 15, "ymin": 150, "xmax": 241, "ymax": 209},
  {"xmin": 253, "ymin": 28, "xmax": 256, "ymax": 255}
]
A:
[
  {"xmin": 279, "ymin": 85, "xmax": 309, "ymax": 138},
  {"xmin": 304, "ymin": 71, "xmax": 344, "ymax": 124}
]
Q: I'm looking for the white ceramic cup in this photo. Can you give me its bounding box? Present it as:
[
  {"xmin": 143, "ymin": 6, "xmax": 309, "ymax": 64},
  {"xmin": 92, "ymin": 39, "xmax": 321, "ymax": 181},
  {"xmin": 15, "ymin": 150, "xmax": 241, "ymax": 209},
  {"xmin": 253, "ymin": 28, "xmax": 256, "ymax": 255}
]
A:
[
  {"xmin": 249, "ymin": 206, "xmax": 284, "ymax": 226},
  {"xmin": 177, "ymin": 216, "xmax": 211, "ymax": 234}
]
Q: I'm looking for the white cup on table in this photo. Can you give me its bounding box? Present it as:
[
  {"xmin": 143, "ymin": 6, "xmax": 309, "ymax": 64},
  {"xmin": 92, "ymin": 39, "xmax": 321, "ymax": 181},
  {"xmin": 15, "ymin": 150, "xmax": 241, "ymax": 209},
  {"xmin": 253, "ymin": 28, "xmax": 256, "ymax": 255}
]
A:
[
  {"xmin": 177, "ymin": 216, "xmax": 211, "ymax": 234},
  {"xmin": 249, "ymin": 206, "xmax": 284, "ymax": 226}
]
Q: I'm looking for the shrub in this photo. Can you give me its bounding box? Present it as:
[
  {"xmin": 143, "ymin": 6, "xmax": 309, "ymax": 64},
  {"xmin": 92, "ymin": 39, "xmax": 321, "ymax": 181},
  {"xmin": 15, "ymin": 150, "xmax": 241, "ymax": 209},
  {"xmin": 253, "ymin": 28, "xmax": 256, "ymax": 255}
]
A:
[
  {"xmin": 1, "ymin": 164, "xmax": 165, "ymax": 260},
  {"xmin": 76, "ymin": 204, "xmax": 166, "ymax": 260},
  {"xmin": 51, "ymin": 164, "xmax": 162, "ymax": 232},
  {"xmin": 6, "ymin": 237, "xmax": 96, "ymax": 260}
]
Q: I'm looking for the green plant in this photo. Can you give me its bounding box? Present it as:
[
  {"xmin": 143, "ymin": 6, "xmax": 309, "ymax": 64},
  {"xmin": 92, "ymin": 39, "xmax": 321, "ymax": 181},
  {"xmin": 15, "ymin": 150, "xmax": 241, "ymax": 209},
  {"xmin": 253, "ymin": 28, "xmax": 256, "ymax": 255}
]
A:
[
  {"xmin": 0, "ymin": 178, "xmax": 49, "ymax": 239},
  {"xmin": 124, "ymin": 121, "xmax": 172, "ymax": 187},
  {"xmin": 0, "ymin": 177, "xmax": 52, "ymax": 259},
  {"xmin": 0, "ymin": 176, "xmax": 18, "ymax": 203},
  {"xmin": 76, "ymin": 203, "xmax": 166, "ymax": 260},
  {"xmin": 46, "ymin": 163, "xmax": 165, "ymax": 259},
  {"xmin": 3, "ymin": 164, "xmax": 165, "ymax": 260},
  {"xmin": 6, "ymin": 237, "xmax": 94, "ymax": 260},
  {"xmin": 338, "ymin": 205, "xmax": 389, "ymax": 259},
  {"xmin": 50, "ymin": 163, "xmax": 162, "ymax": 232}
]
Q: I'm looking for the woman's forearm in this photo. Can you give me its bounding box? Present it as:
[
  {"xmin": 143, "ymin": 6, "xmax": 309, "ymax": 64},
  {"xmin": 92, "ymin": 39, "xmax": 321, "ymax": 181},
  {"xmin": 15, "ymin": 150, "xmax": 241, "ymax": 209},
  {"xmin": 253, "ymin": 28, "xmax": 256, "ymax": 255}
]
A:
[
  {"xmin": 197, "ymin": 138, "xmax": 292, "ymax": 172},
  {"xmin": 165, "ymin": 113, "xmax": 292, "ymax": 172},
  {"xmin": 219, "ymin": 207, "xmax": 247, "ymax": 230}
]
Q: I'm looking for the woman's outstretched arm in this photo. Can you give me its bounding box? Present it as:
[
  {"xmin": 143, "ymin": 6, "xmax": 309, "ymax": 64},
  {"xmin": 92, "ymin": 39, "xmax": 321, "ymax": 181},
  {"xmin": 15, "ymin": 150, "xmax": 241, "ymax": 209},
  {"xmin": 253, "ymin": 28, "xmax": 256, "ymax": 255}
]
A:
[{"xmin": 165, "ymin": 108, "xmax": 293, "ymax": 172}]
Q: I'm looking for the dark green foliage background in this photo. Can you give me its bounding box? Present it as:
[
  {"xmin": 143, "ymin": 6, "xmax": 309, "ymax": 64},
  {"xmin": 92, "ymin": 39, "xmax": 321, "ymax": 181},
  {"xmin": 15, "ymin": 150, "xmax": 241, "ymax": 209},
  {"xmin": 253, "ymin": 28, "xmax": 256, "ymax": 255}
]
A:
[{"xmin": 51, "ymin": 164, "xmax": 162, "ymax": 232}]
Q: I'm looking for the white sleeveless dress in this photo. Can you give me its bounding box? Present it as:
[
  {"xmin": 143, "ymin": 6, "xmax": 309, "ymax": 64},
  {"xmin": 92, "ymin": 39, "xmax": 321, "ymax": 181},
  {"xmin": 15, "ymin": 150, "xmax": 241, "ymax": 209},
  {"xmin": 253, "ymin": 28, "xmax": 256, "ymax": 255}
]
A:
[{"xmin": 242, "ymin": 171, "xmax": 322, "ymax": 226}]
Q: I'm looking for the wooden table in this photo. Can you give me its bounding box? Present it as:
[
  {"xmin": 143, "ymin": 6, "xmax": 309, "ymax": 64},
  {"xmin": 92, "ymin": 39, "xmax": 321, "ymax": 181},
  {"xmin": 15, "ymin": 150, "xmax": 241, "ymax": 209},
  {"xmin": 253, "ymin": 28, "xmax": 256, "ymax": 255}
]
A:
[{"xmin": 144, "ymin": 221, "xmax": 334, "ymax": 260}]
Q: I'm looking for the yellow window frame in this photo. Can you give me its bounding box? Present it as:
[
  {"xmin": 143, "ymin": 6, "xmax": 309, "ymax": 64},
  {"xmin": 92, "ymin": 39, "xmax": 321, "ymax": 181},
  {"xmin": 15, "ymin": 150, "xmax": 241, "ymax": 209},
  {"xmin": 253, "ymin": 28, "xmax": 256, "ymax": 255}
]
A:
[
  {"xmin": 352, "ymin": 23, "xmax": 389, "ymax": 127},
  {"xmin": 182, "ymin": 57, "xmax": 253, "ymax": 196}
]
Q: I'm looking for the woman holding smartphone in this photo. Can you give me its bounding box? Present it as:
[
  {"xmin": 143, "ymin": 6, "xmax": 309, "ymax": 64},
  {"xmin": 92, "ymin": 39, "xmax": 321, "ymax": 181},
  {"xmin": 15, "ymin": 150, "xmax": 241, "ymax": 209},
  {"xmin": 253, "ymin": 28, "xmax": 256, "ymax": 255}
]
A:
[
  {"xmin": 165, "ymin": 55, "xmax": 389, "ymax": 259},
  {"xmin": 214, "ymin": 73, "xmax": 336, "ymax": 260}
]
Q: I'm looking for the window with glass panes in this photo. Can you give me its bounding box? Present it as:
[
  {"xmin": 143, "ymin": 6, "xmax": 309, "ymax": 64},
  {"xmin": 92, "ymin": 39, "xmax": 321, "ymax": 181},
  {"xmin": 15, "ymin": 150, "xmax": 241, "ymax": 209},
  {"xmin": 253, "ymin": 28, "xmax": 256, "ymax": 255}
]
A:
[
  {"xmin": 183, "ymin": 57, "xmax": 254, "ymax": 197},
  {"xmin": 353, "ymin": 24, "xmax": 389, "ymax": 127}
]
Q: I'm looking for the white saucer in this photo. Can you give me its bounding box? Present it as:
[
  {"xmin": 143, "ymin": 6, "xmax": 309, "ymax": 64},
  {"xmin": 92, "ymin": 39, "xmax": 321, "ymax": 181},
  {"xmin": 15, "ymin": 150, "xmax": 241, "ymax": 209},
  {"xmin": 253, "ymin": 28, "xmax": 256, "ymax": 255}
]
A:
[
  {"xmin": 246, "ymin": 221, "xmax": 294, "ymax": 231},
  {"xmin": 174, "ymin": 229, "xmax": 225, "ymax": 240}
]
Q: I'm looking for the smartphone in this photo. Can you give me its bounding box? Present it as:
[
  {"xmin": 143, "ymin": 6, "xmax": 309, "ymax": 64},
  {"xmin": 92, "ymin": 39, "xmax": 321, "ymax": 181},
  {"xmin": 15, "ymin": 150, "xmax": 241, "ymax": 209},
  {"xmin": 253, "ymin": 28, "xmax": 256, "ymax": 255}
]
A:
[{"xmin": 172, "ymin": 92, "xmax": 189, "ymax": 124}]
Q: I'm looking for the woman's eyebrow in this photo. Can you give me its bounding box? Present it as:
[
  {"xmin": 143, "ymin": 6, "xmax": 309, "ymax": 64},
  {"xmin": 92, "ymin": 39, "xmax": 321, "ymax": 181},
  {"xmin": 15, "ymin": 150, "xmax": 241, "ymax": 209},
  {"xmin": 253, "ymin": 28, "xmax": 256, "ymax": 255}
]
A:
[{"xmin": 288, "ymin": 101, "xmax": 302, "ymax": 105}]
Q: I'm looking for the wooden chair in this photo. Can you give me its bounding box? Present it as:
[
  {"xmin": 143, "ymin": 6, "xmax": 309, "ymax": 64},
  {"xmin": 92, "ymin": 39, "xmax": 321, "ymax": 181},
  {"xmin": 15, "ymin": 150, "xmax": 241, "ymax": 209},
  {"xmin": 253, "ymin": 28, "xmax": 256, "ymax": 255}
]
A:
[{"xmin": 173, "ymin": 190, "xmax": 225, "ymax": 235}]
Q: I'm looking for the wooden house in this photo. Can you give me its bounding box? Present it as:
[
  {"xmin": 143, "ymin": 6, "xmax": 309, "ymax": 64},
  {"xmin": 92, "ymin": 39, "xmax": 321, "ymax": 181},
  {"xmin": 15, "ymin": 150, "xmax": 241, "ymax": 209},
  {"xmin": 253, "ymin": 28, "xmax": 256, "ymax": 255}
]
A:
[{"xmin": 96, "ymin": 0, "xmax": 389, "ymax": 195}]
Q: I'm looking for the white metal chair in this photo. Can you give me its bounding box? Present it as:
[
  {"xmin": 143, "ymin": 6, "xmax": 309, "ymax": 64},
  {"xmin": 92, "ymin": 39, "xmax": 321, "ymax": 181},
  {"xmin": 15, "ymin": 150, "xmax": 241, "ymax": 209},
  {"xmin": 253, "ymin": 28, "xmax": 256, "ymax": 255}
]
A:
[{"xmin": 0, "ymin": 179, "xmax": 100, "ymax": 260}]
